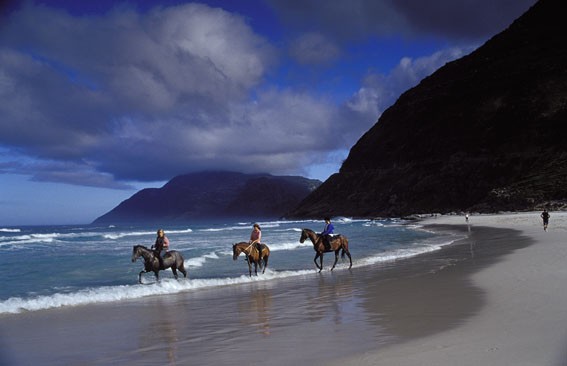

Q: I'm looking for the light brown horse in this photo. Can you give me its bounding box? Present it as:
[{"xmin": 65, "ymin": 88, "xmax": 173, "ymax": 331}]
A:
[
  {"xmin": 232, "ymin": 242, "xmax": 270, "ymax": 276},
  {"xmin": 299, "ymin": 228, "xmax": 352, "ymax": 272}
]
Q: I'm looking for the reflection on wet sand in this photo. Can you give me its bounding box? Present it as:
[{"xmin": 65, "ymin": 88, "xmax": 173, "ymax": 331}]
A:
[
  {"xmin": 305, "ymin": 273, "xmax": 355, "ymax": 325},
  {"xmin": 238, "ymin": 287, "xmax": 273, "ymax": 336},
  {"xmin": 138, "ymin": 299, "xmax": 179, "ymax": 365}
]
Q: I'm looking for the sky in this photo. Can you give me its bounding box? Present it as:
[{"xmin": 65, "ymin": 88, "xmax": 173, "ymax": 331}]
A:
[{"xmin": 0, "ymin": 0, "xmax": 537, "ymax": 226}]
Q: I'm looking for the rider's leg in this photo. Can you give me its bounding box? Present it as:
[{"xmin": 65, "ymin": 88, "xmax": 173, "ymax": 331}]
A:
[{"xmin": 157, "ymin": 249, "xmax": 164, "ymax": 269}]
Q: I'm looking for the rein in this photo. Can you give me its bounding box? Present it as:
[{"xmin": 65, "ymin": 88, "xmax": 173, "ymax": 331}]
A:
[
  {"xmin": 238, "ymin": 242, "xmax": 259, "ymax": 258},
  {"xmin": 136, "ymin": 247, "xmax": 157, "ymax": 263}
]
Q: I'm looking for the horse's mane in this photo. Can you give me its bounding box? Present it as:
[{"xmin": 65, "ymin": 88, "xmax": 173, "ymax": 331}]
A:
[{"xmin": 302, "ymin": 228, "xmax": 317, "ymax": 235}]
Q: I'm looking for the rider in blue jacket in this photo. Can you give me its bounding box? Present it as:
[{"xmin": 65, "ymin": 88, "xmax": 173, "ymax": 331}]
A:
[{"xmin": 320, "ymin": 217, "xmax": 334, "ymax": 250}]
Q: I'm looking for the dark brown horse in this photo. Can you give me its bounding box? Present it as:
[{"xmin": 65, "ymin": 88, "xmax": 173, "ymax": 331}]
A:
[
  {"xmin": 131, "ymin": 245, "xmax": 187, "ymax": 284},
  {"xmin": 232, "ymin": 242, "xmax": 270, "ymax": 276},
  {"xmin": 299, "ymin": 228, "xmax": 352, "ymax": 272}
]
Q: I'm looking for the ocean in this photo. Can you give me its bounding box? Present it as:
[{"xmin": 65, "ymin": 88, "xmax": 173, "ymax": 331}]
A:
[{"xmin": 0, "ymin": 218, "xmax": 462, "ymax": 315}]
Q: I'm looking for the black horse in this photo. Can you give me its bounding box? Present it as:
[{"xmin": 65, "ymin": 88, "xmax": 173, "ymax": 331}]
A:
[{"xmin": 131, "ymin": 245, "xmax": 187, "ymax": 284}]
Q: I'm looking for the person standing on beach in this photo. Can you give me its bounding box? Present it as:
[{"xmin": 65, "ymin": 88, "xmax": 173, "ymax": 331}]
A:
[
  {"xmin": 320, "ymin": 217, "xmax": 334, "ymax": 250},
  {"xmin": 249, "ymin": 224, "xmax": 263, "ymax": 259},
  {"xmin": 465, "ymin": 213, "xmax": 469, "ymax": 223},
  {"xmin": 153, "ymin": 229, "xmax": 169, "ymax": 268},
  {"xmin": 541, "ymin": 209, "xmax": 550, "ymax": 231}
]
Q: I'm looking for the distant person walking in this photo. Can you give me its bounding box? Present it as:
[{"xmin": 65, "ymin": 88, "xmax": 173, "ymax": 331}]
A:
[
  {"xmin": 465, "ymin": 213, "xmax": 469, "ymax": 223},
  {"xmin": 541, "ymin": 209, "xmax": 550, "ymax": 231}
]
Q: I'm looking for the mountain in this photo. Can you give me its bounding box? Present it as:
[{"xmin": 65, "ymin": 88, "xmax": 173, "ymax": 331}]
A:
[
  {"xmin": 93, "ymin": 171, "xmax": 321, "ymax": 224},
  {"xmin": 289, "ymin": 0, "xmax": 567, "ymax": 218}
]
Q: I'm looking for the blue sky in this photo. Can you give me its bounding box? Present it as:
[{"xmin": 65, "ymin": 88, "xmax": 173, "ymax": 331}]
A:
[{"xmin": 0, "ymin": 0, "xmax": 536, "ymax": 225}]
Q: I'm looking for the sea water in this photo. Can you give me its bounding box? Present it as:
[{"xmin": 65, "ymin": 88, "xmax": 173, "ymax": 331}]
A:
[{"xmin": 0, "ymin": 218, "xmax": 462, "ymax": 314}]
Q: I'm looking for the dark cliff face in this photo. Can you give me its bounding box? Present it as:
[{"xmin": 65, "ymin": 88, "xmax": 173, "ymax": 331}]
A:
[
  {"xmin": 92, "ymin": 171, "xmax": 321, "ymax": 224},
  {"xmin": 290, "ymin": 0, "xmax": 567, "ymax": 218}
]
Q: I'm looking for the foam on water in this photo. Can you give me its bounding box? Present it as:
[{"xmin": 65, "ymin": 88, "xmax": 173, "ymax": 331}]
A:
[
  {"xmin": 0, "ymin": 228, "xmax": 21, "ymax": 233},
  {"xmin": 104, "ymin": 228, "xmax": 193, "ymax": 239},
  {"xmin": 0, "ymin": 268, "xmax": 320, "ymax": 314},
  {"xmin": 186, "ymin": 251, "xmax": 220, "ymax": 268}
]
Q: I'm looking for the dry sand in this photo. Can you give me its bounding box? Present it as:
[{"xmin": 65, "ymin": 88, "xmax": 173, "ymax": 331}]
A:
[{"xmin": 331, "ymin": 211, "xmax": 567, "ymax": 366}]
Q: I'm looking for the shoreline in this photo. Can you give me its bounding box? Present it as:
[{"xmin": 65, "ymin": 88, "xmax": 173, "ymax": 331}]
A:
[{"xmin": 1, "ymin": 212, "xmax": 565, "ymax": 365}]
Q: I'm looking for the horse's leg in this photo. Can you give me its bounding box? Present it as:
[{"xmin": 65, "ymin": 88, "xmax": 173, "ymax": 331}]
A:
[
  {"xmin": 247, "ymin": 259, "xmax": 252, "ymax": 277},
  {"xmin": 343, "ymin": 241, "xmax": 353, "ymax": 269},
  {"xmin": 154, "ymin": 271, "xmax": 160, "ymax": 282},
  {"xmin": 172, "ymin": 267, "xmax": 178, "ymax": 279},
  {"xmin": 262, "ymin": 256, "xmax": 269, "ymax": 274},
  {"xmin": 314, "ymin": 253, "xmax": 324, "ymax": 272},
  {"xmin": 254, "ymin": 260, "xmax": 258, "ymax": 276},
  {"xmin": 138, "ymin": 270, "xmax": 145, "ymax": 284},
  {"xmin": 179, "ymin": 263, "xmax": 188, "ymax": 278},
  {"xmin": 331, "ymin": 250, "xmax": 340, "ymax": 271}
]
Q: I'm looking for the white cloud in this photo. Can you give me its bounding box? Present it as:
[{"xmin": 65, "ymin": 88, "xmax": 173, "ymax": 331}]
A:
[
  {"xmin": 343, "ymin": 46, "xmax": 473, "ymax": 136},
  {"xmin": 0, "ymin": 2, "xmax": 477, "ymax": 188}
]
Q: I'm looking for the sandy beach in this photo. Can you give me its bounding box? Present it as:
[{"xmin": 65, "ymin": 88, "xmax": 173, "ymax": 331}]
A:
[
  {"xmin": 1, "ymin": 212, "xmax": 566, "ymax": 365},
  {"xmin": 332, "ymin": 211, "xmax": 567, "ymax": 366}
]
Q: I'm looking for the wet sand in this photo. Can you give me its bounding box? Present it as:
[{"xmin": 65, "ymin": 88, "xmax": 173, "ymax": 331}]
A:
[{"xmin": 1, "ymin": 213, "xmax": 564, "ymax": 365}]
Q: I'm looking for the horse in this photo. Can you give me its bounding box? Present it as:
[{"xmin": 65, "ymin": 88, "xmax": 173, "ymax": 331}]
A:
[
  {"xmin": 232, "ymin": 242, "xmax": 270, "ymax": 277},
  {"xmin": 131, "ymin": 245, "xmax": 187, "ymax": 284},
  {"xmin": 299, "ymin": 228, "xmax": 352, "ymax": 272}
]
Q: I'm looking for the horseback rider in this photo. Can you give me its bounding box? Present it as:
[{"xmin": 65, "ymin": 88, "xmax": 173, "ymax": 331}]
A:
[
  {"xmin": 249, "ymin": 223, "xmax": 263, "ymax": 260},
  {"xmin": 152, "ymin": 229, "xmax": 169, "ymax": 268},
  {"xmin": 320, "ymin": 217, "xmax": 334, "ymax": 250}
]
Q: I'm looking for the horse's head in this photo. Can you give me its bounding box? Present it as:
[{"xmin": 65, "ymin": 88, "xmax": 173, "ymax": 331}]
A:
[
  {"xmin": 232, "ymin": 243, "xmax": 240, "ymax": 260},
  {"xmin": 299, "ymin": 229, "xmax": 308, "ymax": 243},
  {"xmin": 131, "ymin": 245, "xmax": 143, "ymax": 262}
]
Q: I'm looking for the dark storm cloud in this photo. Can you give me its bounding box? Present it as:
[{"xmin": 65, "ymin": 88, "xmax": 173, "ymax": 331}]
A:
[
  {"xmin": 390, "ymin": 0, "xmax": 538, "ymax": 40},
  {"xmin": 267, "ymin": 0, "xmax": 537, "ymax": 41}
]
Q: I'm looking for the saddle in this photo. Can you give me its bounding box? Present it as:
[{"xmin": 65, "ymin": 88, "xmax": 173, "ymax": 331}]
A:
[{"xmin": 322, "ymin": 234, "xmax": 340, "ymax": 250}]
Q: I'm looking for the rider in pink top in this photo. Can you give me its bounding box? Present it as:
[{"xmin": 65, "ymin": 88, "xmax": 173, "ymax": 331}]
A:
[{"xmin": 249, "ymin": 224, "xmax": 263, "ymax": 258}]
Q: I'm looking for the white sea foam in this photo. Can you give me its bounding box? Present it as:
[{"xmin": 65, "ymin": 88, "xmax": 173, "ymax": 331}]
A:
[
  {"xmin": 268, "ymin": 241, "xmax": 312, "ymax": 251},
  {"xmin": 103, "ymin": 228, "xmax": 193, "ymax": 239},
  {"xmin": 0, "ymin": 233, "xmax": 60, "ymax": 246},
  {"xmin": 186, "ymin": 251, "xmax": 220, "ymax": 268},
  {"xmin": 199, "ymin": 226, "xmax": 250, "ymax": 232},
  {"xmin": 354, "ymin": 238, "xmax": 462, "ymax": 268},
  {"xmin": 0, "ymin": 228, "xmax": 21, "ymax": 233},
  {"xmin": 0, "ymin": 268, "xmax": 317, "ymax": 314}
]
